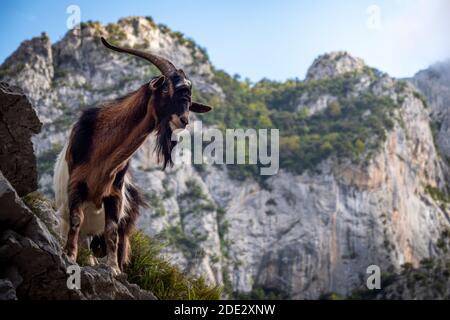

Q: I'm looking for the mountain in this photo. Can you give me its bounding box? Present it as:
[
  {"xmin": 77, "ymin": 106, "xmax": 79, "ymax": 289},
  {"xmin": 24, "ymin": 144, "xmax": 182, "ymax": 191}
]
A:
[
  {"xmin": 1, "ymin": 16, "xmax": 449, "ymax": 299},
  {"xmin": 411, "ymin": 60, "xmax": 450, "ymax": 160}
]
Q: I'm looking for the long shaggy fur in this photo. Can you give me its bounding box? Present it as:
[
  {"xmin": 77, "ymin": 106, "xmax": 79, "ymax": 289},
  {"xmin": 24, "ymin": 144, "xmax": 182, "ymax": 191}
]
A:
[{"xmin": 155, "ymin": 117, "xmax": 177, "ymax": 169}]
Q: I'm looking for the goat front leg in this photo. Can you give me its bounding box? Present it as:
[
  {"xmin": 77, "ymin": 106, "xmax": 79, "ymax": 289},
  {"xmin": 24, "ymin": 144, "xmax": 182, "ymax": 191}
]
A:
[
  {"xmin": 64, "ymin": 206, "xmax": 84, "ymax": 262},
  {"xmin": 64, "ymin": 182, "xmax": 88, "ymax": 262},
  {"xmin": 103, "ymin": 195, "xmax": 122, "ymax": 275}
]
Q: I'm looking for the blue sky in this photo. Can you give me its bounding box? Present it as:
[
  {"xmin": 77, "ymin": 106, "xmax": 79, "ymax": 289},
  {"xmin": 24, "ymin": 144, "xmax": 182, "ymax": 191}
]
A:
[{"xmin": 0, "ymin": 0, "xmax": 449, "ymax": 81}]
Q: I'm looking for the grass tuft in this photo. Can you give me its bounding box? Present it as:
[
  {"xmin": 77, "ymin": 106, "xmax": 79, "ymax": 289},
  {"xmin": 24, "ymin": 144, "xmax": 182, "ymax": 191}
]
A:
[{"xmin": 125, "ymin": 231, "xmax": 222, "ymax": 300}]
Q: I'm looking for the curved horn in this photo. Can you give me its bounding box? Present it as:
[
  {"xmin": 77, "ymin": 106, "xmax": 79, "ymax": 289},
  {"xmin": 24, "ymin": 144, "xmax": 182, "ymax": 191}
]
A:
[{"xmin": 101, "ymin": 37, "xmax": 176, "ymax": 76}]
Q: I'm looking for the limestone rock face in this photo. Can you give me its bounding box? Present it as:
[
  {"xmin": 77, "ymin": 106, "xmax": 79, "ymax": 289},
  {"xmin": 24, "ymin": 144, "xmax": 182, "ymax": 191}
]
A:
[
  {"xmin": 0, "ymin": 33, "xmax": 54, "ymax": 105},
  {"xmin": 200, "ymin": 88, "xmax": 447, "ymax": 298},
  {"xmin": 411, "ymin": 60, "xmax": 450, "ymax": 158},
  {"xmin": 1, "ymin": 16, "xmax": 449, "ymax": 299},
  {"xmin": 305, "ymin": 51, "xmax": 366, "ymax": 81},
  {"xmin": 0, "ymin": 82, "xmax": 42, "ymax": 196},
  {"xmin": 0, "ymin": 279, "xmax": 17, "ymax": 300}
]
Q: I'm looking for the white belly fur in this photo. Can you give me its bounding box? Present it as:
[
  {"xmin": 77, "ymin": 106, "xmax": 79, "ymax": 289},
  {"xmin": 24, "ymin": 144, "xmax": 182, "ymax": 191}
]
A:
[{"xmin": 54, "ymin": 142, "xmax": 129, "ymax": 243}]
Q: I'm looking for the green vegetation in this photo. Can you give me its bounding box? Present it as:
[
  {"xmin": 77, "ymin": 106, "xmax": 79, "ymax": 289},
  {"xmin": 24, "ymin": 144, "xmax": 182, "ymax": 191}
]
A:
[
  {"xmin": 105, "ymin": 22, "xmax": 127, "ymax": 41},
  {"xmin": 319, "ymin": 292, "xmax": 345, "ymax": 300},
  {"xmin": 162, "ymin": 188, "xmax": 174, "ymax": 199},
  {"xmin": 425, "ymin": 185, "xmax": 450, "ymax": 204},
  {"xmin": 178, "ymin": 179, "xmax": 216, "ymax": 217},
  {"xmin": 37, "ymin": 143, "xmax": 63, "ymax": 177},
  {"xmin": 47, "ymin": 104, "xmax": 79, "ymax": 132},
  {"xmin": 22, "ymin": 191, "xmax": 59, "ymax": 240},
  {"xmin": 347, "ymin": 271, "xmax": 397, "ymax": 300},
  {"xmin": 22, "ymin": 191, "xmax": 55, "ymax": 211},
  {"xmin": 23, "ymin": 191, "xmax": 221, "ymax": 299},
  {"xmin": 274, "ymin": 93, "xmax": 398, "ymax": 174},
  {"xmin": 413, "ymin": 91, "xmax": 429, "ymax": 108},
  {"xmin": 125, "ymin": 231, "xmax": 221, "ymax": 299},
  {"xmin": 76, "ymin": 247, "xmax": 93, "ymax": 266},
  {"xmin": 144, "ymin": 193, "xmax": 166, "ymax": 217},
  {"xmin": 157, "ymin": 23, "xmax": 170, "ymax": 34},
  {"xmin": 144, "ymin": 16, "xmax": 157, "ymax": 28},
  {"xmin": 158, "ymin": 225, "xmax": 204, "ymax": 259},
  {"xmin": 430, "ymin": 121, "xmax": 442, "ymax": 154},
  {"xmin": 36, "ymin": 17, "xmax": 404, "ymax": 185},
  {"xmin": 136, "ymin": 16, "xmax": 210, "ymax": 63},
  {"xmin": 0, "ymin": 62, "xmax": 25, "ymax": 79},
  {"xmin": 79, "ymin": 20, "xmax": 104, "ymax": 37},
  {"xmin": 215, "ymin": 205, "xmax": 233, "ymax": 297},
  {"xmin": 216, "ymin": 206, "xmax": 229, "ymax": 257},
  {"xmin": 193, "ymin": 68, "xmax": 400, "ymax": 181},
  {"xmin": 233, "ymin": 285, "xmax": 289, "ymax": 300},
  {"xmin": 155, "ymin": 179, "xmax": 216, "ymax": 259},
  {"xmin": 346, "ymin": 230, "xmax": 450, "ymax": 300}
]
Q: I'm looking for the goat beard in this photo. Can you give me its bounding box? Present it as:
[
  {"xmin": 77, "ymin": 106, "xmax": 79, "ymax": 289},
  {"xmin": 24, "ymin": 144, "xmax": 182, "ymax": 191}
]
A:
[{"xmin": 155, "ymin": 117, "xmax": 177, "ymax": 169}]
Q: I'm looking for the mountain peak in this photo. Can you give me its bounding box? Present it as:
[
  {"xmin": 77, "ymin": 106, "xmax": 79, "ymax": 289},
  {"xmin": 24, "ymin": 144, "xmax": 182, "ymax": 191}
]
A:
[
  {"xmin": 1, "ymin": 32, "xmax": 51, "ymax": 68},
  {"xmin": 305, "ymin": 51, "xmax": 366, "ymax": 81}
]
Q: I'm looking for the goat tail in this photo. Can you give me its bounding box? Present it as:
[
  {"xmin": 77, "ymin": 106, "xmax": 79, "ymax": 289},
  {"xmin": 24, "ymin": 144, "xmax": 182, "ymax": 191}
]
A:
[{"xmin": 118, "ymin": 181, "xmax": 145, "ymax": 270}]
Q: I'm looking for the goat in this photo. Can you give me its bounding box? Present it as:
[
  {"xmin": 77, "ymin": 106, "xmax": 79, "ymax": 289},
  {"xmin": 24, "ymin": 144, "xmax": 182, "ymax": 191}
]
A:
[{"xmin": 53, "ymin": 37, "xmax": 212, "ymax": 274}]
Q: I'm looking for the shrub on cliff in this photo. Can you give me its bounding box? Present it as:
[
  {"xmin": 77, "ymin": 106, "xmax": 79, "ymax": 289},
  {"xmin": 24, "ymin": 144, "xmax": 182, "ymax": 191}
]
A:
[{"xmin": 125, "ymin": 231, "xmax": 222, "ymax": 300}]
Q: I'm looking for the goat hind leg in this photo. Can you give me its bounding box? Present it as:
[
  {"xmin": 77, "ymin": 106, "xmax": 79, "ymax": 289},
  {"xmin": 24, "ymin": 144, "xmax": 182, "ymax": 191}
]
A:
[
  {"xmin": 117, "ymin": 227, "xmax": 130, "ymax": 271},
  {"xmin": 103, "ymin": 195, "xmax": 122, "ymax": 275}
]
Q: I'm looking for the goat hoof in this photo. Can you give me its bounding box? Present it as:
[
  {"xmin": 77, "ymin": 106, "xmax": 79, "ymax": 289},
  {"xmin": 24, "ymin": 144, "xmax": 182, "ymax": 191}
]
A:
[
  {"xmin": 87, "ymin": 255, "xmax": 99, "ymax": 266},
  {"xmin": 111, "ymin": 267, "xmax": 121, "ymax": 276},
  {"xmin": 64, "ymin": 249, "xmax": 77, "ymax": 263},
  {"xmin": 67, "ymin": 255, "xmax": 77, "ymax": 264},
  {"xmin": 107, "ymin": 264, "xmax": 121, "ymax": 276}
]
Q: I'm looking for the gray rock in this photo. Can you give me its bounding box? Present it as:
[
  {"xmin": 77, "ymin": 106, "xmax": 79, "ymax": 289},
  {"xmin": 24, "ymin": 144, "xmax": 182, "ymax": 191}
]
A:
[
  {"xmin": 305, "ymin": 51, "xmax": 366, "ymax": 81},
  {"xmin": 411, "ymin": 60, "xmax": 450, "ymax": 159},
  {"xmin": 0, "ymin": 82, "xmax": 42, "ymax": 196},
  {"xmin": 81, "ymin": 264, "xmax": 156, "ymax": 300},
  {"xmin": 0, "ymin": 279, "xmax": 17, "ymax": 300}
]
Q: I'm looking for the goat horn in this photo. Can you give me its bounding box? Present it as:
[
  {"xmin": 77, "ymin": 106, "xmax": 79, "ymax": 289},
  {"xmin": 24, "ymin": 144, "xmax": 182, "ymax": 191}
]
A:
[{"xmin": 101, "ymin": 37, "xmax": 176, "ymax": 76}]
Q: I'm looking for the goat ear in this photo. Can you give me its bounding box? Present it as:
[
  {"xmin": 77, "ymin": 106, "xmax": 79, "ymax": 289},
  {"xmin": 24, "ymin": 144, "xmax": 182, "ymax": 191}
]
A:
[
  {"xmin": 190, "ymin": 102, "xmax": 212, "ymax": 113},
  {"xmin": 149, "ymin": 75, "xmax": 166, "ymax": 90}
]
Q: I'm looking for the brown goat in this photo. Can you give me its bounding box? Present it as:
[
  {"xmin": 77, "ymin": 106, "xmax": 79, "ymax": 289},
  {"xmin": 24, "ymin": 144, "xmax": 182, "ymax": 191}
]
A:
[{"xmin": 53, "ymin": 37, "xmax": 211, "ymax": 274}]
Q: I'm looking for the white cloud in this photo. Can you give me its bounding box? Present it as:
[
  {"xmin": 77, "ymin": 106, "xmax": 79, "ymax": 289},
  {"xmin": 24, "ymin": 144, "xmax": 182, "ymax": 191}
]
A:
[{"xmin": 368, "ymin": 0, "xmax": 450, "ymax": 76}]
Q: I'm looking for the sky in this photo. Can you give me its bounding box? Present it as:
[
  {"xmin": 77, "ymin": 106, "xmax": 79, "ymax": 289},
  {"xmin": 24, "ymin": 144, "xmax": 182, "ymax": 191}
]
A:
[{"xmin": 0, "ymin": 0, "xmax": 449, "ymax": 82}]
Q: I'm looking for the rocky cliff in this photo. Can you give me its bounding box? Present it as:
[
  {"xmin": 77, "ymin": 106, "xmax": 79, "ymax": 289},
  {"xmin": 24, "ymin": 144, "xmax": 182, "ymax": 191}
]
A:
[
  {"xmin": 1, "ymin": 16, "xmax": 449, "ymax": 299},
  {"xmin": 411, "ymin": 60, "xmax": 450, "ymax": 160},
  {"xmin": 0, "ymin": 82, "xmax": 41, "ymax": 196}
]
